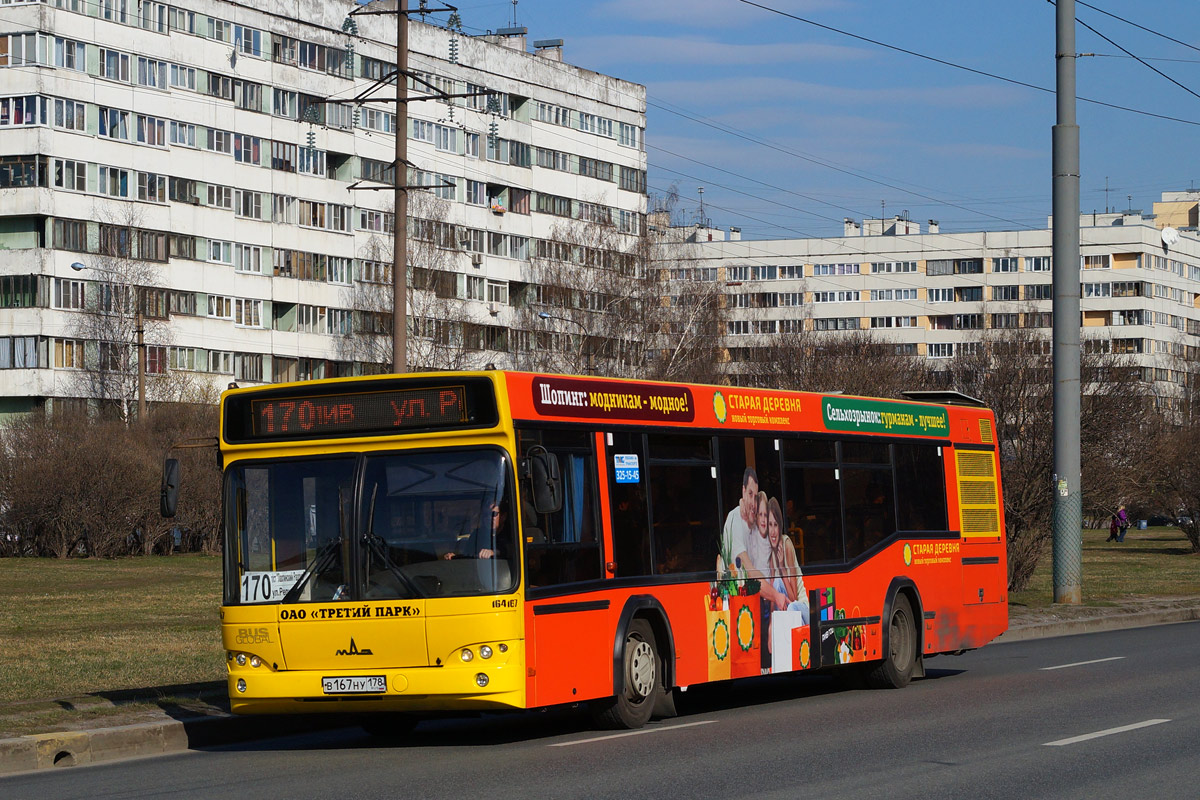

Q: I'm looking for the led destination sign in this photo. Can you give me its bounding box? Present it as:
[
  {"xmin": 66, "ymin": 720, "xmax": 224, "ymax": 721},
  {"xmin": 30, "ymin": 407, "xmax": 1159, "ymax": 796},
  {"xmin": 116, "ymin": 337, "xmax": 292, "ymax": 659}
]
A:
[{"xmin": 224, "ymin": 378, "xmax": 497, "ymax": 443}]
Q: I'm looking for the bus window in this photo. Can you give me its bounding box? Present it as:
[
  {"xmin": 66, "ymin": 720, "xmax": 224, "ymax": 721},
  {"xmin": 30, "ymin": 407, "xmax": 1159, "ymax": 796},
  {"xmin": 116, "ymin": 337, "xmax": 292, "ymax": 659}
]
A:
[
  {"xmin": 840, "ymin": 463, "xmax": 896, "ymax": 559},
  {"xmin": 223, "ymin": 457, "xmax": 356, "ymax": 605},
  {"xmin": 782, "ymin": 438, "xmax": 835, "ymax": 463},
  {"xmin": 894, "ymin": 444, "xmax": 948, "ymax": 531},
  {"xmin": 518, "ymin": 429, "xmax": 602, "ymax": 588},
  {"xmin": 647, "ymin": 433, "xmax": 719, "ymax": 574},
  {"xmin": 357, "ymin": 448, "xmax": 518, "ymax": 598},
  {"xmin": 783, "ymin": 462, "xmax": 844, "ymax": 566},
  {"xmin": 607, "ymin": 431, "xmax": 653, "ymax": 578}
]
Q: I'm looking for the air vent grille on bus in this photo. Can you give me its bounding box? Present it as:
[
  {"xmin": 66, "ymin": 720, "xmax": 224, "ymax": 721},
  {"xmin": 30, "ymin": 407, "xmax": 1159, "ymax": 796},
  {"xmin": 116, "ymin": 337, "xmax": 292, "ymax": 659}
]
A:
[
  {"xmin": 956, "ymin": 450, "xmax": 1000, "ymax": 537},
  {"xmin": 956, "ymin": 451, "xmax": 994, "ymax": 478},
  {"xmin": 959, "ymin": 481, "xmax": 997, "ymax": 506},
  {"xmin": 961, "ymin": 508, "xmax": 1000, "ymax": 535},
  {"xmin": 979, "ymin": 418, "xmax": 994, "ymax": 444}
]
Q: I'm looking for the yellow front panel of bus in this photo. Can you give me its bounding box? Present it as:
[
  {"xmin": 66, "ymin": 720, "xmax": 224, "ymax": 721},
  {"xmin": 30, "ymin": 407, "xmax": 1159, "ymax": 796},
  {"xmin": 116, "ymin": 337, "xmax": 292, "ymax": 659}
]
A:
[{"xmin": 277, "ymin": 601, "xmax": 429, "ymax": 671}]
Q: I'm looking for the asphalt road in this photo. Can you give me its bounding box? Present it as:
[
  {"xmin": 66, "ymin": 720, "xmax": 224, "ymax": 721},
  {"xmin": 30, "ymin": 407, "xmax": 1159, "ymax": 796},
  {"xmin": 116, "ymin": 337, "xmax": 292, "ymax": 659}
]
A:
[{"xmin": 5, "ymin": 622, "xmax": 1197, "ymax": 800}]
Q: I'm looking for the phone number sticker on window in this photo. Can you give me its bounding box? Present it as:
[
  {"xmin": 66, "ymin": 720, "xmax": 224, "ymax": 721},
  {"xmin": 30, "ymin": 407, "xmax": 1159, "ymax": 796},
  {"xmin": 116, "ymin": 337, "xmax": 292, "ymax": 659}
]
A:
[{"xmin": 613, "ymin": 454, "xmax": 640, "ymax": 483}]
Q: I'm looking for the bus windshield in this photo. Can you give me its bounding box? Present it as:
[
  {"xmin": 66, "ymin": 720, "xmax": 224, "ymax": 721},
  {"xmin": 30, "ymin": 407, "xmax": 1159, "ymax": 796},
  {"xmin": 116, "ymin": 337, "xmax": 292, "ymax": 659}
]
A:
[{"xmin": 223, "ymin": 448, "xmax": 518, "ymax": 604}]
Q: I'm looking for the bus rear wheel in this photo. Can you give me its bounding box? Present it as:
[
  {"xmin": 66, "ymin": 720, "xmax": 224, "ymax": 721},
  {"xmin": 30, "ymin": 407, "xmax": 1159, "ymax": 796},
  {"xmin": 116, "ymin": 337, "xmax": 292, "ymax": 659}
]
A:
[
  {"xmin": 865, "ymin": 594, "xmax": 917, "ymax": 689},
  {"xmin": 591, "ymin": 618, "xmax": 659, "ymax": 729}
]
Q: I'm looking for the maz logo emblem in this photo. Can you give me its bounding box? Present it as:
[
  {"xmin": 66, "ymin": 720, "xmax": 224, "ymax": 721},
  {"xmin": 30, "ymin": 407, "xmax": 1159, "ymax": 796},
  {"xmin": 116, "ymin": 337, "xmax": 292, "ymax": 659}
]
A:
[{"xmin": 335, "ymin": 638, "xmax": 374, "ymax": 656}]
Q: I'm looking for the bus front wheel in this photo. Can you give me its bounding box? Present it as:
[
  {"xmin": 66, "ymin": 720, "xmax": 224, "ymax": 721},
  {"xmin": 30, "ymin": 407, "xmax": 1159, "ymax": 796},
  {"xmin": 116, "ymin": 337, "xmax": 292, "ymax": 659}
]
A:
[
  {"xmin": 591, "ymin": 618, "xmax": 659, "ymax": 729},
  {"xmin": 865, "ymin": 594, "xmax": 917, "ymax": 689}
]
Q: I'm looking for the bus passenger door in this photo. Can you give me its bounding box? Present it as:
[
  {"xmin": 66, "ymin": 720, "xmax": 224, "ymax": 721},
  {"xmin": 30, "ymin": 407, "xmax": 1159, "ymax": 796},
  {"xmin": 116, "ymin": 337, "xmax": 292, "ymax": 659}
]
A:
[{"xmin": 519, "ymin": 428, "xmax": 609, "ymax": 707}]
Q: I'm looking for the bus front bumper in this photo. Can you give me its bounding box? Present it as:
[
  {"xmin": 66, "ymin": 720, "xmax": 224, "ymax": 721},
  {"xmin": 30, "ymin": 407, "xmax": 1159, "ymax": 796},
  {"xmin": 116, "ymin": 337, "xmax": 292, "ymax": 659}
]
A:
[{"xmin": 227, "ymin": 660, "xmax": 526, "ymax": 715}]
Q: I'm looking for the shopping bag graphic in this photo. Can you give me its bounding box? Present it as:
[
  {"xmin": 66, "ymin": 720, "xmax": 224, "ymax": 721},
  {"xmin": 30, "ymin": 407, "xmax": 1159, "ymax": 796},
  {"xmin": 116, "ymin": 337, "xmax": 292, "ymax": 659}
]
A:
[
  {"xmin": 770, "ymin": 609, "xmax": 809, "ymax": 672},
  {"xmin": 706, "ymin": 605, "xmax": 731, "ymax": 682},
  {"xmin": 729, "ymin": 593, "xmax": 761, "ymax": 678}
]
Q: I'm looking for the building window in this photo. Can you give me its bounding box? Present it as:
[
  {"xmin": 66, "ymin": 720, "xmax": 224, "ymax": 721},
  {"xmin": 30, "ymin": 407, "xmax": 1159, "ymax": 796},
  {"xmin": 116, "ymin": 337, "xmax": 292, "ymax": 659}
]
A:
[
  {"xmin": 1027, "ymin": 256, "xmax": 1051, "ymax": 272},
  {"xmin": 53, "ymin": 279, "xmax": 85, "ymax": 310},
  {"xmin": 99, "ymin": 108, "xmax": 130, "ymax": 140},
  {"xmin": 53, "ymin": 159, "xmax": 86, "ymax": 192},
  {"xmin": 928, "ymin": 343, "xmax": 954, "ymax": 359},
  {"xmin": 137, "ymin": 173, "xmax": 166, "ymax": 203},
  {"xmin": 1025, "ymin": 284, "xmax": 1051, "ymax": 300},
  {"xmin": 54, "ymin": 338, "xmax": 85, "ymax": 369},
  {"xmin": 993, "ymin": 257, "xmax": 1018, "ymax": 273},
  {"xmin": 992, "ymin": 285, "xmax": 1020, "ymax": 301},
  {"xmin": 53, "ymin": 98, "xmax": 85, "ymax": 132},
  {"xmin": 100, "ymin": 49, "xmax": 131, "ymax": 82}
]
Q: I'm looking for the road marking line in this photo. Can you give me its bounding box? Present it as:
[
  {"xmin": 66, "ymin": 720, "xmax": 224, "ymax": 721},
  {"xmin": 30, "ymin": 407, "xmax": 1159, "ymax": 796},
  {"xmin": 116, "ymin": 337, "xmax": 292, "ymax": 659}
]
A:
[
  {"xmin": 1044, "ymin": 719, "xmax": 1171, "ymax": 746},
  {"xmin": 1040, "ymin": 656, "xmax": 1125, "ymax": 671},
  {"xmin": 549, "ymin": 720, "xmax": 717, "ymax": 747}
]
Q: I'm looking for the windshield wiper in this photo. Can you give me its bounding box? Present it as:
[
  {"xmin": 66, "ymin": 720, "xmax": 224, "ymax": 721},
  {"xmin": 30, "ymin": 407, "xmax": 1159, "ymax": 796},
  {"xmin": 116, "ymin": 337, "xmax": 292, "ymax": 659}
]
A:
[
  {"xmin": 280, "ymin": 535, "xmax": 343, "ymax": 604},
  {"xmin": 363, "ymin": 482, "xmax": 425, "ymax": 599}
]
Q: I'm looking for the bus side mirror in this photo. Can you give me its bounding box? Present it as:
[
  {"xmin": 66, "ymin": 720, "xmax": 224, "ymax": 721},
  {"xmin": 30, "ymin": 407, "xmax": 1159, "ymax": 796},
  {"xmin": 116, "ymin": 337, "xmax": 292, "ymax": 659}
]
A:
[
  {"xmin": 161, "ymin": 458, "xmax": 181, "ymax": 518},
  {"xmin": 527, "ymin": 450, "xmax": 562, "ymax": 515}
]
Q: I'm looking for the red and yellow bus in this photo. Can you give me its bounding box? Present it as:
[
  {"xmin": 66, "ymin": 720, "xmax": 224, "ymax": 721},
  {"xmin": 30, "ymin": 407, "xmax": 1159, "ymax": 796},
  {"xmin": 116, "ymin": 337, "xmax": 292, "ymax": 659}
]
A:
[{"xmin": 165, "ymin": 370, "xmax": 1006, "ymax": 730}]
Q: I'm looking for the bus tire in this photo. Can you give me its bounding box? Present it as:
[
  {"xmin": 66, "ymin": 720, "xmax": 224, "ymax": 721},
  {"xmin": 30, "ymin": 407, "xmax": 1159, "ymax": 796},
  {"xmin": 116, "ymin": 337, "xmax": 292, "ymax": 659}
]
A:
[
  {"xmin": 865, "ymin": 594, "xmax": 917, "ymax": 689},
  {"xmin": 361, "ymin": 712, "xmax": 419, "ymax": 739},
  {"xmin": 591, "ymin": 618, "xmax": 659, "ymax": 729}
]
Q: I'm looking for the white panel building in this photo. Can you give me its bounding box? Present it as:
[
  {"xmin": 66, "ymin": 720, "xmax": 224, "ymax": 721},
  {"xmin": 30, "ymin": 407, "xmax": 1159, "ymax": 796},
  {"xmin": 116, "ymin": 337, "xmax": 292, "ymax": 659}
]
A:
[
  {"xmin": 687, "ymin": 205, "xmax": 1200, "ymax": 396},
  {"xmin": 0, "ymin": 0, "xmax": 647, "ymax": 418}
]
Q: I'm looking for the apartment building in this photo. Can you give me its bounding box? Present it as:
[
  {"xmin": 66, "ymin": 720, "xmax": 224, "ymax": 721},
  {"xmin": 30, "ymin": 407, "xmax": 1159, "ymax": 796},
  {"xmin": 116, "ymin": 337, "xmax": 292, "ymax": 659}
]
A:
[
  {"xmin": 0, "ymin": 0, "xmax": 647, "ymax": 417},
  {"xmin": 686, "ymin": 203, "xmax": 1200, "ymax": 394}
]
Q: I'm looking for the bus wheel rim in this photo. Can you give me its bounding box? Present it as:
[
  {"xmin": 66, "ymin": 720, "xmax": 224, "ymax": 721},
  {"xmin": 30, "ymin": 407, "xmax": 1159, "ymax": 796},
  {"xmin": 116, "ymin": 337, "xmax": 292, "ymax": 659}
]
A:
[{"xmin": 628, "ymin": 639, "xmax": 655, "ymax": 698}]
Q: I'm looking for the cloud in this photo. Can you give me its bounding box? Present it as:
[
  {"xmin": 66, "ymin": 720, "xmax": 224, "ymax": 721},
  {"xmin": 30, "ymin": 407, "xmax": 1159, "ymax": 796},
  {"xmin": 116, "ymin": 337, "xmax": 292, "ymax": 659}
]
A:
[
  {"xmin": 590, "ymin": 0, "xmax": 848, "ymax": 29},
  {"xmin": 569, "ymin": 35, "xmax": 869, "ymax": 67}
]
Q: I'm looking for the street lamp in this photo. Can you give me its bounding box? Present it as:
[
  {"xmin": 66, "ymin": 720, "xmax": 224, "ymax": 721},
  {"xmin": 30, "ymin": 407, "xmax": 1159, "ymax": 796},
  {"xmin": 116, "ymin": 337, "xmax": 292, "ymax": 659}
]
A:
[
  {"xmin": 70, "ymin": 261, "xmax": 146, "ymax": 421},
  {"xmin": 537, "ymin": 311, "xmax": 594, "ymax": 375}
]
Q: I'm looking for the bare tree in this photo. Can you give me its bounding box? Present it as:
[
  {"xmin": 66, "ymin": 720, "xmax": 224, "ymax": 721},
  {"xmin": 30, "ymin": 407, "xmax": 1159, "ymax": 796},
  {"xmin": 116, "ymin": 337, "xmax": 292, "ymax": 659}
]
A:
[
  {"xmin": 69, "ymin": 204, "xmax": 172, "ymax": 421},
  {"xmin": 340, "ymin": 192, "xmax": 480, "ymax": 372},
  {"xmin": 741, "ymin": 324, "xmax": 934, "ymax": 398},
  {"xmin": 941, "ymin": 325, "xmax": 1152, "ymax": 588},
  {"xmin": 507, "ymin": 209, "xmax": 727, "ymax": 383}
]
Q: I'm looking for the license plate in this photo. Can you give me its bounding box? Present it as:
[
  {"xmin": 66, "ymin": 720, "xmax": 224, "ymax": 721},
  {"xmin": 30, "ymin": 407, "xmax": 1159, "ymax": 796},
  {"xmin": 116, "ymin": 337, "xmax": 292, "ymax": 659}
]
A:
[{"xmin": 322, "ymin": 676, "xmax": 386, "ymax": 694}]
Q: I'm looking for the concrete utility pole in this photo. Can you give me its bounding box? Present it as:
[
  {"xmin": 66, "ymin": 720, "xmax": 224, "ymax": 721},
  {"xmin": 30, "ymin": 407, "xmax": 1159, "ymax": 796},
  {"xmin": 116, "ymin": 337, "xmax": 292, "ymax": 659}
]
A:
[
  {"xmin": 1052, "ymin": 0, "xmax": 1082, "ymax": 604},
  {"xmin": 393, "ymin": 0, "xmax": 409, "ymax": 374}
]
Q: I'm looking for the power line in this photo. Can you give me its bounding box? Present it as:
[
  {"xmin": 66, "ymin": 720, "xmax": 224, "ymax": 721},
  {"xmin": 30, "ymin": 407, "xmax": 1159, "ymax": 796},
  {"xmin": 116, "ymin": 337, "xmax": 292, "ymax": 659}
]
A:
[{"xmin": 735, "ymin": 0, "xmax": 1200, "ymax": 127}]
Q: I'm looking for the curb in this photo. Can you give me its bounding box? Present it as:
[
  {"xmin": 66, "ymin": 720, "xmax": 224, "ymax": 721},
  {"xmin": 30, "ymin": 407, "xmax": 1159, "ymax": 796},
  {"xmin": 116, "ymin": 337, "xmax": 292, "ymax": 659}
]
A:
[
  {"xmin": 4, "ymin": 608, "xmax": 1200, "ymax": 776},
  {"xmin": 997, "ymin": 605, "xmax": 1200, "ymax": 643},
  {"xmin": 0, "ymin": 712, "xmax": 351, "ymax": 777}
]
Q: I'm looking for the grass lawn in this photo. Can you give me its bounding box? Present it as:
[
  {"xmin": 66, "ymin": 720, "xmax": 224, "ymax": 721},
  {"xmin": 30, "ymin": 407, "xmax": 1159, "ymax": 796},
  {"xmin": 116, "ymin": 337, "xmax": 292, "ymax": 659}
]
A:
[
  {"xmin": 1009, "ymin": 525, "xmax": 1200, "ymax": 608},
  {"xmin": 1, "ymin": 530, "xmax": 1196, "ymax": 706},
  {"xmin": 0, "ymin": 554, "xmax": 224, "ymax": 704}
]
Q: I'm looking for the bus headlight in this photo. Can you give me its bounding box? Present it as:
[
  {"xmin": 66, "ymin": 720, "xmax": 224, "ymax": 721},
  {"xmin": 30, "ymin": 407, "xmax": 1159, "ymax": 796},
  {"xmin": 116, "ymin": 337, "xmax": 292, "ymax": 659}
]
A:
[
  {"xmin": 460, "ymin": 648, "xmax": 474, "ymax": 662},
  {"xmin": 235, "ymin": 653, "xmax": 247, "ymax": 666},
  {"xmin": 249, "ymin": 656, "xmax": 262, "ymax": 668},
  {"xmin": 479, "ymin": 645, "xmax": 493, "ymax": 659},
  {"xmin": 475, "ymin": 673, "xmax": 489, "ymax": 687},
  {"xmin": 236, "ymin": 679, "xmax": 247, "ymax": 693}
]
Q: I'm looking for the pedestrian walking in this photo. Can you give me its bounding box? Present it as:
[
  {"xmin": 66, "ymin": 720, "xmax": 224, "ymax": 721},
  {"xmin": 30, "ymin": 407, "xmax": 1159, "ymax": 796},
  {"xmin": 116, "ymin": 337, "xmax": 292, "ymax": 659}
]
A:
[
  {"xmin": 1106, "ymin": 514, "xmax": 1119, "ymax": 542},
  {"xmin": 1116, "ymin": 504, "xmax": 1129, "ymax": 542}
]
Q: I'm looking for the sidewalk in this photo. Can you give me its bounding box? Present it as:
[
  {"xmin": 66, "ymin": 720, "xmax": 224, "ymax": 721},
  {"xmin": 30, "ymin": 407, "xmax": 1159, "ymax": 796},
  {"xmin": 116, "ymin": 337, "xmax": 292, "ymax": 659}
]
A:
[{"xmin": 3, "ymin": 597, "xmax": 1200, "ymax": 776}]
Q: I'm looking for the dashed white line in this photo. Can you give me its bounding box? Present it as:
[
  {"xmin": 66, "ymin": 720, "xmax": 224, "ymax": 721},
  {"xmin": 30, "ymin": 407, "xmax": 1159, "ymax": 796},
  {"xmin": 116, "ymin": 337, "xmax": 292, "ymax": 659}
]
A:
[
  {"xmin": 1040, "ymin": 656, "xmax": 1126, "ymax": 671},
  {"xmin": 1044, "ymin": 719, "xmax": 1171, "ymax": 746},
  {"xmin": 549, "ymin": 720, "xmax": 717, "ymax": 747}
]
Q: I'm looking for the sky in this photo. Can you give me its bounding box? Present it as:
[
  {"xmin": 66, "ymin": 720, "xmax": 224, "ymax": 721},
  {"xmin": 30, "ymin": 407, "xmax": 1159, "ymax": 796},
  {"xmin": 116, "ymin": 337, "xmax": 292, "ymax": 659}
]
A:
[{"xmin": 445, "ymin": 0, "xmax": 1200, "ymax": 240}]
